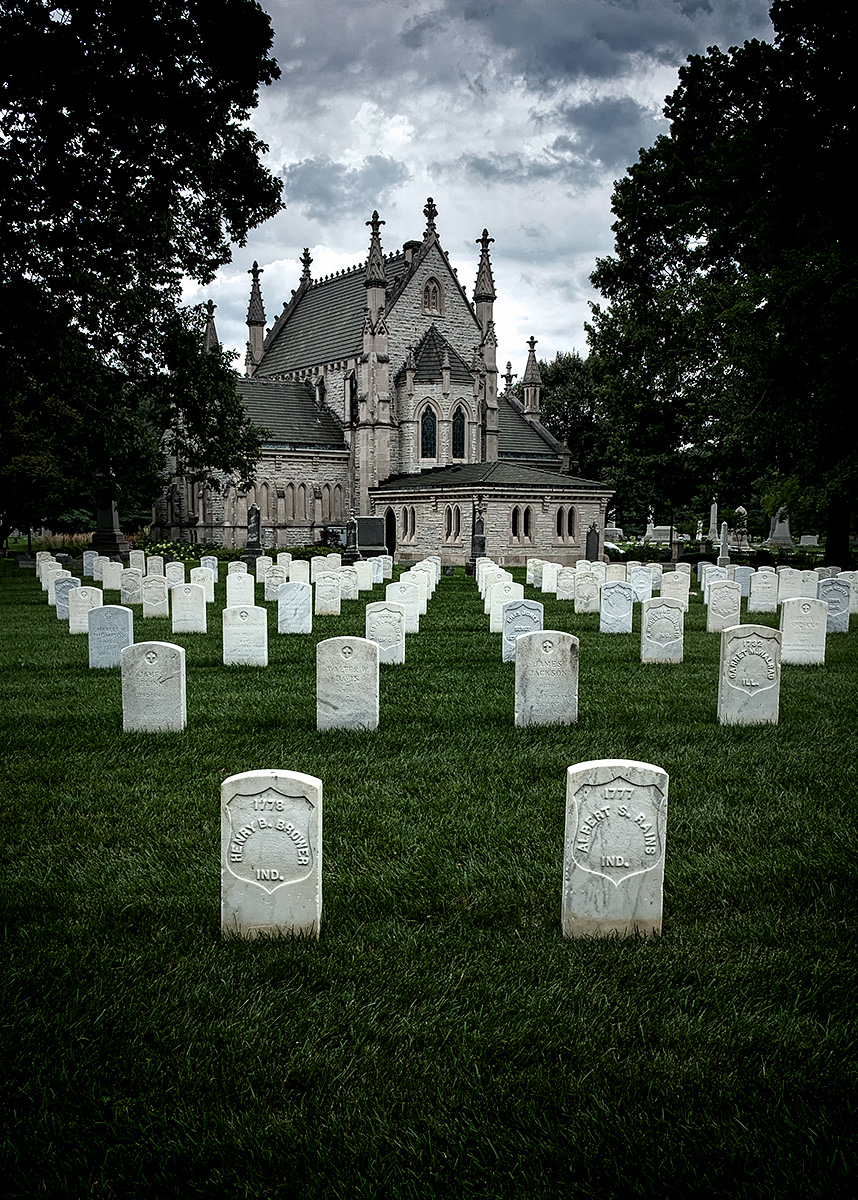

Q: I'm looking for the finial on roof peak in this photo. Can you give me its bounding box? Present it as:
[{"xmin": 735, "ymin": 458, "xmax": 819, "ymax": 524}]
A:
[
  {"xmin": 300, "ymin": 247, "xmax": 313, "ymax": 282},
  {"xmin": 423, "ymin": 196, "xmax": 438, "ymax": 239},
  {"xmin": 477, "ymin": 229, "xmax": 494, "ymax": 251},
  {"xmin": 474, "ymin": 228, "xmax": 496, "ymax": 303},
  {"xmin": 366, "ymin": 210, "xmax": 386, "ymax": 235},
  {"xmin": 203, "ymin": 299, "xmax": 219, "ymax": 354},
  {"xmin": 365, "ymin": 209, "xmax": 387, "ymax": 289},
  {"xmin": 246, "ymin": 261, "xmax": 266, "ymax": 326},
  {"xmin": 502, "ymin": 361, "xmax": 517, "ymax": 391}
]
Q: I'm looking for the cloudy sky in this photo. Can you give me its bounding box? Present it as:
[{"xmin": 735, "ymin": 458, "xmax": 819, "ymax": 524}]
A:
[{"xmin": 186, "ymin": 0, "xmax": 774, "ymax": 380}]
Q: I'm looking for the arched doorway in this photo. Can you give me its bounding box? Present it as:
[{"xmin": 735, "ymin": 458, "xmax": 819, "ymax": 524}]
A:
[{"xmin": 385, "ymin": 507, "xmax": 397, "ymax": 555}]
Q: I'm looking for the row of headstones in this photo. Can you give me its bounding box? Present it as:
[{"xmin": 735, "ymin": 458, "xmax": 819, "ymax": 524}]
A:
[
  {"xmin": 220, "ymin": 759, "xmax": 669, "ymax": 939},
  {"xmin": 479, "ymin": 558, "xmax": 689, "ymax": 659},
  {"xmin": 699, "ymin": 562, "xmax": 856, "ymax": 629}
]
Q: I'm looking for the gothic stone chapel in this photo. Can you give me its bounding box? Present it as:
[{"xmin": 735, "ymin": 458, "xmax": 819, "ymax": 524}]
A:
[{"xmin": 155, "ymin": 199, "xmax": 612, "ymax": 564}]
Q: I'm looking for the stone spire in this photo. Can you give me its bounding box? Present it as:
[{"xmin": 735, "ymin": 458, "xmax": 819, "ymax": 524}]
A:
[
  {"xmin": 364, "ymin": 211, "xmax": 387, "ymax": 290},
  {"xmin": 300, "ymin": 247, "xmax": 313, "ymax": 283},
  {"xmin": 522, "ymin": 336, "xmax": 542, "ymax": 419},
  {"xmin": 423, "ymin": 196, "xmax": 438, "ymax": 241},
  {"xmin": 474, "ymin": 230, "xmax": 496, "ymax": 301},
  {"xmin": 203, "ymin": 300, "xmax": 219, "ymax": 354},
  {"xmin": 245, "ymin": 262, "xmax": 266, "ymax": 375}
]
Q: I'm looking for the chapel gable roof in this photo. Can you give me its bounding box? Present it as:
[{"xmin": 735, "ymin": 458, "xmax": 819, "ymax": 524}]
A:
[
  {"xmin": 254, "ymin": 253, "xmax": 410, "ymax": 378},
  {"xmin": 393, "ymin": 325, "xmax": 473, "ymax": 387},
  {"xmin": 498, "ymin": 393, "xmax": 564, "ymax": 462},
  {"xmin": 236, "ymin": 378, "xmax": 347, "ymax": 450}
]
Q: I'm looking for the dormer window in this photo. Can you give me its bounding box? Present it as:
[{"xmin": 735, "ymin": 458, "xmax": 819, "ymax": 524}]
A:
[{"xmin": 422, "ymin": 277, "xmax": 443, "ymax": 316}]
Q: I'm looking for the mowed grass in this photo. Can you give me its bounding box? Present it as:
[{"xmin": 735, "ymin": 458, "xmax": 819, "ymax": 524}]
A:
[{"xmin": 1, "ymin": 561, "xmax": 856, "ymax": 1199}]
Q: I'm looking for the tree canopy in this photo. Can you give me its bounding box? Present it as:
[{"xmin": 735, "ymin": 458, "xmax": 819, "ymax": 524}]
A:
[
  {"xmin": 587, "ymin": 0, "xmax": 856, "ymax": 558},
  {"xmin": 0, "ymin": 0, "xmax": 283, "ymax": 540}
]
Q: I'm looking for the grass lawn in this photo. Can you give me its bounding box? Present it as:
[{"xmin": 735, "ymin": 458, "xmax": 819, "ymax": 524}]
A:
[{"xmin": 1, "ymin": 559, "xmax": 856, "ymax": 1198}]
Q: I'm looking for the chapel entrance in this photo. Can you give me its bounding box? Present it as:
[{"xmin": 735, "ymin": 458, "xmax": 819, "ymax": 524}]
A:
[{"xmin": 384, "ymin": 507, "xmax": 397, "ymax": 556}]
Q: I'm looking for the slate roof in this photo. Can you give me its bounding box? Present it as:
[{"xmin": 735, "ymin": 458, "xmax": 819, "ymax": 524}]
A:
[
  {"xmin": 497, "ymin": 394, "xmax": 562, "ymax": 461},
  {"xmin": 236, "ymin": 379, "xmax": 347, "ymax": 450},
  {"xmin": 372, "ymin": 460, "xmax": 608, "ymax": 494},
  {"xmin": 254, "ymin": 254, "xmax": 410, "ymax": 377},
  {"xmin": 394, "ymin": 325, "xmax": 474, "ymax": 386}
]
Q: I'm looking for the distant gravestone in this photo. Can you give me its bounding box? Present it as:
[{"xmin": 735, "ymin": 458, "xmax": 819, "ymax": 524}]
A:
[
  {"xmin": 120, "ymin": 568, "xmax": 143, "ymax": 606},
  {"xmin": 69, "ymin": 585, "xmax": 102, "ymax": 633},
  {"xmin": 706, "ymin": 579, "xmax": 741, "ymax": 633},
  {"xmin": 93, "ymin": 555, "xmax": 110, "ymax": 582},
  {"xmin": 641, "ymin": 597, "xmax": 684, "ymax": 663},
  {"xmin": 254, "ymin": 555, "xmax": 273, "ymax": 583},
  {"xmin": 83, "ymin": 550, "xmax": 98, "ymax": 578},
  {"xmin": 674, "ymin": 562, "xmax": 692, "ymax": 577},
  {"xmin": 385, "ymin": 580, "xmax": 419, "ymax": 633},
  {"xmin": 276, "ymin": 552, "xmax": 292, "ymax": 569},
  {"xmin": 45, "ymin": 567, "xmax": 70, "ymax": 605},
  {"xmin": 190, "ymin": 566, "xmax": 215, "ymax": 603},
  {"xmin": 142, "ymin": 575, "xmax": 169, "ymax": 618},
  {"xmin": 589, "ymin": 561, "xmax": 607, "ymax": 586},
  {"xmin": 165, "ymin": 561, "xmax": 185, "ymax": 588},
  {"xmin": 370, "ymin": 556, "xmax": 384, "ymax": 584},
  {"xmin": 379, "ymin": 554, "xmax": 393, "ymax": 579},
  {"xmin": 263, "ymin": 564, "xmax": 287, "ymax": 602},
  {"xmin": 799, "ymin": 570, "xmax": 819, "ymax": 598},
  {"xmin": 277, "ymin": 581, "xmax": 312, "ymax": 634},
  {"xmin": 310, "ymin": 555, "xmax": 328, "ymax": 583},
  {"xmin": 541, "ymin": 562, "xmax": 560, "ymax": 594},
  {"xmin": 221, "ymin": 769, "xmax": 322, "ymax": 939},
  {"xmin": 226, "ymin": 572, "xmax": 255, "ymax": 608},
  {"xmin": 732, "ymin": 566, "xmax": 754, "ymax": 598},
  {"xmin": 314, "ymin": 573, "xmax": 342, "ymax": 616},
  {"xmin": 289, "ymin": 559, "xmax": 310, "ymax": 585},
  {"xmin": 129, "ymin": 549, "xmax": 146, "ymax": 573},
  {"xmin": 501, "ymin": 598, "xmax": 544, "ymax": 662},
  {"xmin": 702, "ymin": 565, "xmax": 727, "ymax": 604},
  {"xmin": 574, "ymin": 571, "xmax": 601, "ymax": 614},
  {"xmin": 402, "ymin": 570, "xmax": 427, "ymax": 614},
  {"xmin": 316, "ymin": 637, "xmax": 379, "ymax": 731},
  {"xmin": 717, "ymin": 625, "xmax": 781, "ymax": 725},
  {"xmin": 146, "ymin": 555, "xmax": 165, "ymax": 577},
  {"xmin": 599, "ymin": 581, "xmax": 633, "ymax": 634},
  {"xmin": 101, "ymin": 561, "xmax": 123, "ymax": 592},
  {"xmin": 648, "ymin": 563, "xmax": 663, "ymax": 593},
  {"xmin": 200, "ymin": 555, "xmax": 219, "ymax": 583},
  {"xmin": 171, "ymin": 583, "xmax": 207, "ymax": 634},
  {"xmin": 525, "ymin": 558, "xmax": 541, "ymax": 585},
  {"xmin": 628, "ymin": 565, "xmax": 653, "ymax": 604},
  {"xmin": 514, "ymin": 630, "xmax": 579, "ymax": 727},
  {"xmin": 227, "ymin": 560, "xmax": 248, "ymax": 575},
  {"xmin": 660, "ymin": 571, "xmax": 689, "ymax": 611},
  {"xmin": 326, "ymin": 553, "xmax": 343, "ymax": 572},
  {"xmin": 780, "ymin": 597, "xmax": 827, "ymax": 665},
  {"xmin": 88, "ymin": 604, "xmax": 134, "ymax": 669},
  {"xmin": 562, "ymin": 758, "xmax": 668, "ymax": 938},
  {"xmin": 837, "ymin": 571, "xmax": 858, "ymax": 615},
  {"xmin": 777, "ymin": 568, "xmax": 803, "ymax": 604},
  {"xmin": 54, "ymin": 576, "xmax": 81, "ymax": 620},
  {"xmin": 604, "ymin": 563, "xmax": 626, "ymax": 582},
  {"xmin": 223, "ymin": 605, "xmax": 268, "ymax": 667},
  {"xmin": 121, "ymin": 641, "xmax": 186, "ymax": 732},
  {"xmin": 748, "ymin": 570, "xmax": 778, "ymax": 613},
  {"xmin": 338, "ymin": 565, "xmax": 359, "ymax": 600},
  {"xmin": 365, "ymin": 601, "xmax": 406, "ymax": 664},
  {"xmin": 355, "ymin": 560, "xmax": 374, "ymax": 592},
  {"xmin": 555, "ymin": 566, "xmax": 576, "ymax": 602},
  {"xmin": 817, "ymin": 578, "xmax": 849, "ymax": 633},
  {"xmin": 489, "ymin": 580, "xmax": 524, "ymax": 632}
]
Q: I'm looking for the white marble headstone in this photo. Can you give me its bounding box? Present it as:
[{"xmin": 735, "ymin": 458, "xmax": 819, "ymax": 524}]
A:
[
  {"xmin": 314, "ymin": 573, "xmax": 342, "ymax": 616},
  {"xmin": 717, "ymin": 625, "xmax": 781, "ymax": 725},
  {"xmin": 748, "ymin": 570, "xmax": 778, "ymax": 613},
  {"xmin": 254, "ymin": 555, "xmax": 273, "ymax": 583},
  {"xmin": 221, "ymin": 769, "xmax": 322, "ymax": 939},
  {"xmin": 338, "ymin": 566, "xmax": 359, "ymax": 600},
  {"xmin": 190, "ymin": 566, "xmax": 215, "ymax": 603},
  {"xmin": 780, "ymin": 597, "xmax": 827, "ymax": 665},
  {"xmin": 563, "ymin": 759, "xmax": 668, "ymax": 938},
  {"xmin": 706, "ymin": 579, "xmax": 741, "ymax": 632},
  {"xmin": 263, "ymin": 564, "xmax": 287, "ymax": 602},
  {"xmin": 574, "ymin": 572, "xmax": 601, "ymax": 614},
  {"xmin": 101, "ymin": 561, "xmax": 123, "ymax": 592},
  {"xmin": 365, "ymin": 601, "xmax": 406, "ymax": 664},
  {"xmin": 501, "ymin": 598, "xmax": 544, "ymax": 662},
  {"xmin": 171, "ymin": 583, "xmax": 207, "ymax": 634},
  {"xmin": 120, "ymin": 568, "xmax": 143, "ymax": 606},
  {"xmin": 316, "ymin": 637, "xmax": 379, "ymax": 731},
  {"xmin": 226, "ymin": 572, "xmax": 255, "ymax": 608},
  {"xmin": 385, "ymin": 580, "xmax": 419, "ymax": 632},
  {"xmin": 129, "ymin": 549, "xmax": 146, "ymax": 573},
  {"xmin": 289, "ymin": 559, "xmax": 310, "ymax": 585},
  {"xmin": 223, "ymin": 605, "xmax": 268, "ymax": 667},
  {"xmin": 165, "ymin": 561, "xmax": 185, "ymax": 588},
  {"xmin": 227, "ymin": 560, "xmax": 247, "ymax": 575},
  {"xmin": 69, "ymin": 585, "xmax": 102, "ymax": 633},
  {"xmin": 818, "ymin": 578, "xmax": 850, "ymax": 633},
  {"xmin": 88, "ymin": 604, "xmax": 134, "ymax": 668},
  {"xmin": 628, "ymin": 566, "xmax": 653, "ymax": 604},
  {"xmin": 515, "ymin": 630, "xmax": 579, "ymax": 727},
  {"xmin": 54, "ymin": 576, "xmax": 81, "ymax": 620},
  {"xmin": 355, "ymin": 560, "xmax": 374, "ymax": 592},
  {"xmin": 640, "ymin": 597, "xmax": 684, "ymax": 663},
  {"xmin": 121, "ymin": 641, "xmax": 186, "ymax": 732},
  {"xmin": 489, "ymin": 580, "xmax": 524, "ymax": 632},
  {"xmin": 278, "ymin": 581, "xmax": 312, "ymax": 634},
  {"xmin": 146, "ymin": 555, "xmax": 165, "ymax": 577},
  {"xmin": 82, "ymin": 550, "xmax": 98, "ymax": 578},
  {"xmin": 200, "ymin": 555, "xmax": 219, "ymax": 583},
  {"xmin": 599, "ymin": 581, "xmax": 633, "ymax": 633},
  {"xmin": 142, "ymin": 575, "xmax": 169, "ymax": 618},
  {"xmin": 660, "ymin": 571, "xmax": 690, "ymax": 611}
]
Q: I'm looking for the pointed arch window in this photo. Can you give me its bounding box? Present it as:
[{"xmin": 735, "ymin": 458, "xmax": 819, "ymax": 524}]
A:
[
  {"xmin": 422, "ymin": 277, "xmax": 444, "ymax": 316},
  {"xmin": 420, "ymin": 408, "xmax": 437, "ymax": 459},
  {"xmin": 452, "ymin": 406, "xmax": 466, "ymax": 460}
]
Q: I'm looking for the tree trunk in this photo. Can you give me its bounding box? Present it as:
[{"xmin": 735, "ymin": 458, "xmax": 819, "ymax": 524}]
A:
[{"xmin": 824, "ymin": 496, "xmax": 853, "ymax": 568}]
